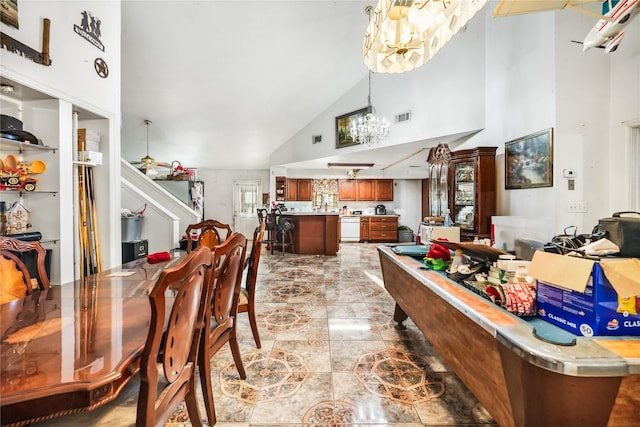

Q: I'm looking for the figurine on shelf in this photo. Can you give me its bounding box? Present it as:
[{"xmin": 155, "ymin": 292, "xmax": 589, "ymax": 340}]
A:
[
  {"xmin": 0, "ymin": 156, "xmax": 46, "ymax": 192},
  {"xmin": 6, "ymin": 201, "xmax": 31, "ymax": 234}
]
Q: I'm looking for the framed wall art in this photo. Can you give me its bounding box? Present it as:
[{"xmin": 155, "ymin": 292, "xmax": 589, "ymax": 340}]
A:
[
  {"xmin": 1, "ymin": 0, "xmax": 19, "ymax": 29},
  {"xmin": 335, "ymin": 106, "xmax": 370, "ymax": 149},
  {"xmin": 505, "ymin": 128, "xmax": 554, "ymax": 189}
]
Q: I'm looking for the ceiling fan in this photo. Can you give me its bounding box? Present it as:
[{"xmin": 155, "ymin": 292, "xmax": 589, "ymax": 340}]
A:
[{"xmin": 130, "ymin": 119, "xmax": 170, "ymax": 175}]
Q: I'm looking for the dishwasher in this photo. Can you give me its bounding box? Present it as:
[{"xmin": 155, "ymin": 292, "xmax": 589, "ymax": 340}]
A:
[{"xmin": 341, "ymin": 216, "xmax": 361, "ymax": 242}]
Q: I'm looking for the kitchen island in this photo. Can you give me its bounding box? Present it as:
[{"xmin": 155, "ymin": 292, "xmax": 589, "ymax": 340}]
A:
[
  {"xmin": 378, "ymin": 244, "xmax": 640, "ymax": 427},
  {"xmin": 280, "ymin": 212, "xmax": 340, "ymax": 256}
]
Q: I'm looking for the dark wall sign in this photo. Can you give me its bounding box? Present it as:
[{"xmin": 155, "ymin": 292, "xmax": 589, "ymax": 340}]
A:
[{"xmin": 73, "ymin": 10, "xmax": 104, "ymax": 51}]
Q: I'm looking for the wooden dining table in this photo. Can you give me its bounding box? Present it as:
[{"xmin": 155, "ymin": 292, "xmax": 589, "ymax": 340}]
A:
[{"xmin": 0, "ymin": 252, "xmax": 187, "ymax": 427}]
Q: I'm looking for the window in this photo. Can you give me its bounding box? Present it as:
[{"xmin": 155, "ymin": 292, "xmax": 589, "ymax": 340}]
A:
[{"xmin": 234, "ymin": 181, "xmax": 261, "ymax": 215}]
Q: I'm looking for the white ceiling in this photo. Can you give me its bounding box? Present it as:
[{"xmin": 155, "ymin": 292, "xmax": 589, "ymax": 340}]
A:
[{"xmin": 121, "ymin": 0, "xmax": 387, "ymax": 172}]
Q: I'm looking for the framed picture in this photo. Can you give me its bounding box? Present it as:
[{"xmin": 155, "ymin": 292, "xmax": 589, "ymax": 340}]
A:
[
  {"xmin": 505, "ymin": 128, "xmax": 554, "ymax": 189},
  {"xmin": 1, "ymin": 0, "xmax": 19, "ymax": 29},
  {"xmin": 335, "ymin": 106, "xmax": 371, "ymax": 149}
]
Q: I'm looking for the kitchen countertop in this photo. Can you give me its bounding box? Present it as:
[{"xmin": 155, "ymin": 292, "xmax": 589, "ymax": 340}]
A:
[
  {"xmin": 340, "ymin": 214, "xmax": 400, "ymax": 218},
  {"xmin": 280, "ymin": 211, "xmax": 340, "ymax": 216}
]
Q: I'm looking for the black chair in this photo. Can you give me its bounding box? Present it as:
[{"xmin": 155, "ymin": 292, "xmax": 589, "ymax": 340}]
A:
[
  {"xmin": 274, "ymin": 218, "xmax": 295, "ymax": 256},
  {"xmin": 259, "ymin": 208, "xmax": 280, "ymax": 255}
]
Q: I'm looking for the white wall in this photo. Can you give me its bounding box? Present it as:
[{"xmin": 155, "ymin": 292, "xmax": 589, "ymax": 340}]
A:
[
  {"xmin": 1, "ymin": 1, "xmax": 122, "ymax": 271},
  {"xmin": 1, "ymin": 1, "xmax": 121, "ymax": 114},
  {"xmin": 269, "ymin": 10, "xmax": 487, "ymax": 168},
  {"xmin": 198, "ymin": 168, "xmax": 270, "ymax": 226},
  {"xmin": 267, "ymin": 4, "xmax": 640, "ymax": 237}
]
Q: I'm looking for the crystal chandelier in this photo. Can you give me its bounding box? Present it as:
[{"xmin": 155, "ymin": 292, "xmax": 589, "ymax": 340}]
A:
[
  {"xmin": 349, "ymin": 70, "xmax": 390, "ymax": 146},
  {"xmin": 363, "ymin": 0, "xmax": 488, "ymax": 74}
]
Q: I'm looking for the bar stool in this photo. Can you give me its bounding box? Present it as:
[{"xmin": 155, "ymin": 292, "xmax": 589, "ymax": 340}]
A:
[
  {"xmin": 274, "ymin": 218, "xmax": 295, "ymax": 256},
  {"xmin": 259, "ymin": 208, "xmax": 279, "ymax": 254}
]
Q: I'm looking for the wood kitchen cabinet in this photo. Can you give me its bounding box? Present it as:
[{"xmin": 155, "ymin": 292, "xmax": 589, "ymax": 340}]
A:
[
  {"xmin": 368, "ymin": 216, "xmax": 398, "ymax": 242},
  {"xmin": 284, "ymin": 178, "xmax": 312, "ymax": 201},
  {"xmin": 338, "ymin": 179, "xmax": 357, "ymax": 201},
  {"xmin": 275, "ymin": 176, "xmax": 286, "ymax": 201},
  {"xmin": 338, "ymin": 179, "xmax": 393, "ymax": 202},
  {"xmin": 448, "ymin": 147, "xmax": 496, "ymax": 241},
  {"xmin": 359, "ymin": 217, "xmax": 369, "ymax": 242},
  {"xmin": 356, "ymin": 179, "xmax": 375, "ymax": 201},
  {"xmin": 375, "ymin": 179, "xmax": 394, "ymax": 201},
  {"xmin": 286, "ymin": 178, "xmax": 298, "ymax": 201},
  {"xmin": 296, "ymin": 179, "xmax": 313, "ymax": 201}
]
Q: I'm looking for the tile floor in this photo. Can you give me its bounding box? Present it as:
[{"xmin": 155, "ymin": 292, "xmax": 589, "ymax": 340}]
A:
[{"xmin": 36, "ymin": 243, "xmax": 497, "ymax": 427}]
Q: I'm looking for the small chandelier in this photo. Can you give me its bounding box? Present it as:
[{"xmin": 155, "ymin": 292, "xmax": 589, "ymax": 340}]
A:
[
  {"xmin": 363, "ymin": 0, "xmax": 488, "ymax": 74},
  {"xmin": 349, "ymin": 70, "xmax": 390, "ymax": 146}
]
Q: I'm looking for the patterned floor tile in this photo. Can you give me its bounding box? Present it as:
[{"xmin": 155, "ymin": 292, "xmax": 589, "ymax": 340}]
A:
[
  {"xmin": 33, "ymin": 243, "xmax": 497, "ymax": 427},
  {"xmin": 328, "ymin": 317, "xmax": 382, "ymax": 341},
  {"xmin": 353, "ymin": 349, "xmax": 446, "ymax": 404}
]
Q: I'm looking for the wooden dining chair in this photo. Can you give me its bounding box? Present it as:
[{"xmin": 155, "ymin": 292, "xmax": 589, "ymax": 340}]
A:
[
  {"xmin": 238, "ymin": 221, "xmax": 266, "ymax": 348},
  {"xmin": 0, "ymin": 236, "xmax": 50, "ymax": 304},
  {"xmin": 198, "ymin": 232, "xmax": 248, "ymax": 426},
  {"xmin": 185, "ymin": 219, "xmax": 232, "ymax": 253},
  {"xmin": 136, "ymin": 245, "xmax": 214, "ymax": 427}
]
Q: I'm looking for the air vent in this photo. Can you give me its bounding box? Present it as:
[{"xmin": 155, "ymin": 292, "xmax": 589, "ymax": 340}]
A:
[{"xmin": 395, "ymin": 111, "xmax": 411, "ymax": 123}]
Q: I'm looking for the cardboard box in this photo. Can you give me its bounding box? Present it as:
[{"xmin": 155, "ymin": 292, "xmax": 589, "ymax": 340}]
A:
[
  {"xmin": 79, "ymin": 150, "xmax": 102, "ymax": 166},
  {"xmin": 529, "ymin": 251, "xmax": 640, "ymax": 336},
  {"xmin": 78, "ymin": 128, "xmax": 100, "ymax": 152}
]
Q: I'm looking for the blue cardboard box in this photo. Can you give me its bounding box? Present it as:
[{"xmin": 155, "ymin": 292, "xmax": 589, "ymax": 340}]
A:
[{"xmin": 529, "ymin": 251, "xmax": 640, "ymax": 337}]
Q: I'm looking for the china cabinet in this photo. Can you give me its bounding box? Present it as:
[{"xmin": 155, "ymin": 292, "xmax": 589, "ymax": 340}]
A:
[
  {"xmin": 448, "ymin": 146, "xmax": 496, "ymax": 240},
  {"xmin": 424, "ymin": 144, "xmax": 450, "ymax": 219}
]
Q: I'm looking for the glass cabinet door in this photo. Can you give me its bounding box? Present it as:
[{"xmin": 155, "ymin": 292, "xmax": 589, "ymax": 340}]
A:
[
  {"xmin": 453, "ymin": 161, "xmax": 475, "ymax": 229},
  {"xmin": 428, "ymin": 163, "xmax": 448, "ymax": 217}
]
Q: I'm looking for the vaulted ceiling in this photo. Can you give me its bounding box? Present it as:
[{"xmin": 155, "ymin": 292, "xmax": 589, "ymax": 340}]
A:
[{"xmin": 120, "ymin": 1, "xmax": 377, "ymax": 171}]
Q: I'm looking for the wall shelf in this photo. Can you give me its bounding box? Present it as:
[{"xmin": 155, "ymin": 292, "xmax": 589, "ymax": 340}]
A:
[{"xmin": 0, "ymin": 137, "xmax": 57, "ymax": 153}]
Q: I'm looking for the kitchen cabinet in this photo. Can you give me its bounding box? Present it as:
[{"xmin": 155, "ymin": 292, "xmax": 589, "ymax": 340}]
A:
[
  {"xmin": 275, "ymin": 176, "xmax": 286, "ymax": 201},
  {"xmin": 375, "ymin": 179, "xmax": 394, "ymax": 201},
  {"xmin": 296, "ymin": 179, "xmax": 313, "ymax": 201},
  {"xmin": 448, "ymin": 147, "xmax": 496, "ymax": 241},
  {"xmin": 0, "ymin": 75, "xmax": 113, "ymax": 284},
  {"xmin": 359, "ymin": 217, "xmax": 369, "ymax": 242},
  {"xmin": 339, "ymin": 179, "xmax": 393, "ymax": 202},
  {"xmin": 286, "ymin": 178, "xmax": 298, "ymax": 201},
  {"xmin": 368, "ymin": 216, "xmax": 398, "ymax": 242},
  {"xmin": 338, "ymin": 179, "xmax": 357, "ymax": 201},
  {"xmin": 356, "ymin": 179, "xmax": 375, "ymax": 201},
  {"xmin": 283, "ymin": 178, "xmax": 313, "ymax": 201}
]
